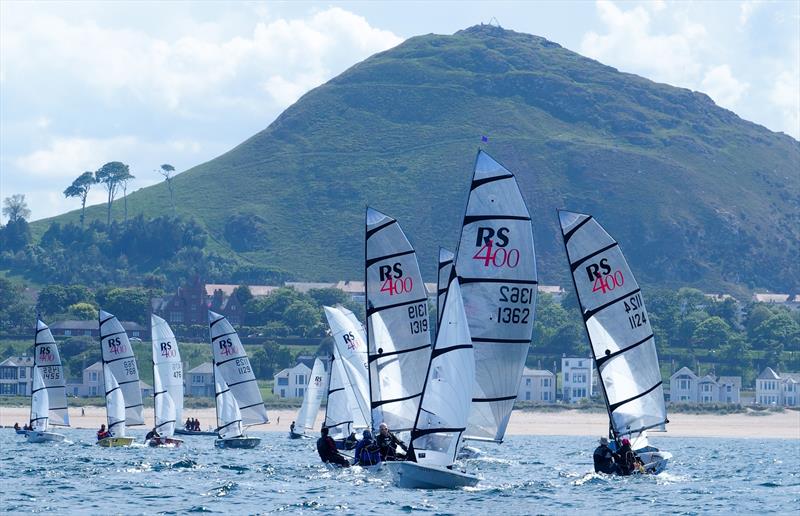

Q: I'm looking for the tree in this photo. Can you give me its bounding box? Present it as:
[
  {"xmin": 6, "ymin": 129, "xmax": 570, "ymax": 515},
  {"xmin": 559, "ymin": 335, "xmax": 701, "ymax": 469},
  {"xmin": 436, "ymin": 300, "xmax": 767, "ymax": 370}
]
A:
[
  {"xmin": 0, "ymin": 217, "xmax": 31, "ymax": 252},
  {"xmin": 99, "ymin": 287, "xmax": 150, "ymax": 324},
  {"xmin": 95, "ymin": 161, "xmax": 131, "ymax": 226},
  {"xmin": 68, "ymin": 302, "xmax": 98, "ymax": 320},
  {"xmin": 233, "ymin": 285, "xmax": 253, "ymax": 306},
  {"xmin": 691, "ymin": 316, "xmax": 732, "ymax": 350},
  {"xmin": 2, "ymin": 194, "xmax": 31, "ymax": 222},
  {"xmin": 119, "ymin": 169, "xmax": 135, "ymax": 224},
  {"xmin": 63, "ymin": 172, "xmax": 97, "ymax": 228},
  {"xmin": 159, "ymin": 164, "xmax": 176, "ymax": 215}
]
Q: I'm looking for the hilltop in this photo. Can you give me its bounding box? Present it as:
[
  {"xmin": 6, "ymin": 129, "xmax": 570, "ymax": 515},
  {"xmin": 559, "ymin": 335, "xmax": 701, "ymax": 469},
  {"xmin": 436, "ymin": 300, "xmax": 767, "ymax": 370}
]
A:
[{"xmin": 33, "ymin": 24, "xmax": 800, "ymax": 292}]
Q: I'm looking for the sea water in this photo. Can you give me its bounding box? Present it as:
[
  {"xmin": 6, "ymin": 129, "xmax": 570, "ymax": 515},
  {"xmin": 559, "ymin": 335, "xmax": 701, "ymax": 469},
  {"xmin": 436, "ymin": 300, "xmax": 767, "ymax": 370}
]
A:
[{"xmin": 1, "ymin": 431, "xmax": 798, "ymax": 514}]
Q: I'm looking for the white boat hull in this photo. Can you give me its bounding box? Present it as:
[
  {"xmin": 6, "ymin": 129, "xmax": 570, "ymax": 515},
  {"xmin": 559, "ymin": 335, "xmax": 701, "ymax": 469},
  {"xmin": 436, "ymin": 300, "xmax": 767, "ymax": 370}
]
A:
[
  {"xmin": 638, "ymin": 449, "xmax": 671, "ymax": 475},
  {"xmin": 456, "ymin": 445, "xmax": 482, "ymax": 460},
  {"xmin": 385, "ymin": 461, "xmax": 479, "ymax": 489},
  {"xmin": 25, "ymin": 430, "xmax": 66, "ymax": 443}
]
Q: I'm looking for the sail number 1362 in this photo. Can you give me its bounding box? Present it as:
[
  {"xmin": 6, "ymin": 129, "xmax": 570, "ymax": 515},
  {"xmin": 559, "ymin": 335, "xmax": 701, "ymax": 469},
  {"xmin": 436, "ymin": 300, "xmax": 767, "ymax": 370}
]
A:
[{"xmin": 496, "ymin": 286, "xmax": 533, "ymax": 325}]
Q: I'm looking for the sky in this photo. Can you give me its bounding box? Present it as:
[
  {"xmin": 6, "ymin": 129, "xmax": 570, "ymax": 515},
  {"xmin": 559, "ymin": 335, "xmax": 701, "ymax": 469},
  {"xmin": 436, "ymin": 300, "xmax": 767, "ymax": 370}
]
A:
[{"xmin": 1, "ymin": 0, "xmax": 798, "ymax": 223}]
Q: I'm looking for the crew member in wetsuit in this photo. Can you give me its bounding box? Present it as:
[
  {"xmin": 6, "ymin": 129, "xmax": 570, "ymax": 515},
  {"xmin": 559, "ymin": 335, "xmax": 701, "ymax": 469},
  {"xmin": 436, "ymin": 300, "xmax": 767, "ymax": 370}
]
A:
[
  {"xmin": 316, "ymin": 427, "xmax": 350, "ymax": 468},
  {"xmin": 145, "ymin": 427, "xmax": 160, "ymax": 441},
  {"xmin": 593, "ymin": 436, "xmax": 619, "ymax": 474},
  {"xmin": 376, "ymin": 422, "xmax": 407, "ymax": 461},
  {"xmin": 616, "ymin": 437, "xmax": 643, "ymax": 475},
  {"xmin": 96, "ymin": 424, "xmax": 110, "ymax": 440},
  {"xmin": 353, "ymin": 430, "xmax": 381, "ymax": 466},
  {"xmin": 290, "ymin": 421, "xmax": 296, "ymax": 434}
]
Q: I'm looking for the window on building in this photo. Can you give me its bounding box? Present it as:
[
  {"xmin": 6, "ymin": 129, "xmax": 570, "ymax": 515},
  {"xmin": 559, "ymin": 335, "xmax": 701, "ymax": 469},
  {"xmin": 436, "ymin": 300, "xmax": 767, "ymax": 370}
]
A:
[
  {"xmin": 565, "ymin": 360, "xmax": 570, "ymax": 366},
  {"xmin": 525, "ymin": 392, "xmax": 531, "ymax": 401},
  {"xmin": 193, "ymin": 375, "xmax": 203, "ymax": 384},
  {"xmin": 297, "ymin": 388, "xmax": 304, "ymax": 398},
  {"xmin": 526, "ymin": 378, "xmax": 531, "ymax": 386},
  {"xmin": 90, "ymin": 386, "xmax": 97, "ymax": 396},
  {"xmin": 91, "ymin": 372, "xmax": 98, "ymax": 382},
  {"xmin": 65, "ymin": 329, "xmax": 72, "ymax": 336},
  {"xmin": 0, "ymin": 367, "xmax": 15, "ymax": 380},
  {"xmin": 277, "ymin": 377, "xmax": 288, "ymax": 386},
  {"xmin": 84, "ymin": 330, "xmax": 92, "ymax": 336},
  {"xmin": 543, "ymin": 392, "xmax": 549, "ymax": 401},
  {"xmin": 280, "ymin": 389, "xmax": 285, "ymax": 397},
  {"xmin": 171, "ymin": 312, "xmax": 183, "ymax": 323},
  {"xmin": 543, "ymin": 378, "xmax": 550, "ymax": 387},
  {"xmin": 0, "ymin": 383, "xmax": 15, "ymax": 395},
  {"xmin": 679, "ymin": 379, "xmax": 689, "ymax": 390},
  {"xmin": 727, "ymin": 385, "xmax": 732, "ymax": 392},
  {"xmin": 296, "ymin": 374, "xmax": 306, "ymax": 385},
  {"xmin": 18, "ymin": 368, "xmax": 25, "ymax": 379}
]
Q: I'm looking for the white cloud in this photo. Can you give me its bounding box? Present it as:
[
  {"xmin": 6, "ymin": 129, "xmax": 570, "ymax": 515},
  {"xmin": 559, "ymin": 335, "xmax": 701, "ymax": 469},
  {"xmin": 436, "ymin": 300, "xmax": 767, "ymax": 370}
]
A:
[
  {"xmin": 700, "ymin": 65, "xmax": 749, "ymax": 110},
  {"xmin": 769, "ymin": 70, "xmax": 800, "ymax": 137},
  {"xmin": 739, "ymin": 0, "xmax": 764, "ymax": 27},
  {"xmin": 580, "ymin": 0, "xmax": 707, "ymax": 87},
  {"xmin": 14, "ymin": 136, "xmax": 141, "ymax": 180}
]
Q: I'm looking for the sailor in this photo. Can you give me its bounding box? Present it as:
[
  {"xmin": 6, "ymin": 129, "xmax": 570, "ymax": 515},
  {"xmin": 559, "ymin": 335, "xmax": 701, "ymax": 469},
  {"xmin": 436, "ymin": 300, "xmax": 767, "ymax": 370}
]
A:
[
  {"xmin": 96, "ymin": 424, "xmax": 110, "ymax": 440},
  {"xmin": 185, "ymin": 417, "xmax": 192, "ymax": 430},
  {"xmin": 353, "ymin": 429, "xmax": 381, "ymax": 466},
  {"xmin": 290, "ymin": 421, "xmax": 296, "ymax": 434},
  {"xmin": 593, "ymin": 437, "xmax": 619, "ymax": 474},
  {"xmin": 145, "ymin": 427, "xmax": 160, "ymax": 441},
  {"xmin": 616, "ymin": 437, "xmax": 643, "ymax": 475},
  {"xmin": 316, "ymin": 427, "xmax": 350, "ymax": 468},
  {"xmin": 194, "ymin": 418, "xmax": 201, "ymax": 431},
  {"xmin": 343, "ymin": 431, "xmax": 358, "ymax": 450},
  {"xmin": 13, "ymin": 422, "xmax": 20, "ymax": 431},
  {"xmin": 376, "ymin": 422, "xmax": 407, "ymax": 461}
]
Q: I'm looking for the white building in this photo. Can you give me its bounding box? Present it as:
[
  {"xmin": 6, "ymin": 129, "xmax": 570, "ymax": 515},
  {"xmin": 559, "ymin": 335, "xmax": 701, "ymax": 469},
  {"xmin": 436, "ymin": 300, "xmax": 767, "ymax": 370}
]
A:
[
  {"xmin": 561, "ymin": 356, "xmax": 593, "ymax": 403},
  {"xmin": 0, "ymin": 356, "xmax": 34, "ymax": 396},
  {"xmin": 273, "ymin": 363, "xmax": 312, "ymax": 398},
  {"xmin": 187, "ymin": 362, "xmax": 214, "ymax": 397},
  {"xmin": 518, "ymin": 368, "xmax": 555, "ymax": 402},
  {"xmin": 669, "ymin": 367, "xmax": 741, "ymax": 404},
  {"xmin": 756, "ymin": 367, "xmax": 800, "ymax": 406}
]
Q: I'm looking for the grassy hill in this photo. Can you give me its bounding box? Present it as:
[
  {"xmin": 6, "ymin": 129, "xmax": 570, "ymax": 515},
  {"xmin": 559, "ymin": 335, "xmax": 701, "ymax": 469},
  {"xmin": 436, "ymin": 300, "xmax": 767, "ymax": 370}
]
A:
[{"xmin": 36, "ymin": 24, "xmax": 800, "ymax": 293}]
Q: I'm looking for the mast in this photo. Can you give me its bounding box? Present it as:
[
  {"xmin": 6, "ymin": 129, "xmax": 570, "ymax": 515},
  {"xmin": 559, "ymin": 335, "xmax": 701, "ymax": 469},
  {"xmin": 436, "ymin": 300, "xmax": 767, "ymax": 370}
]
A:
[{"xmin": 363, "ymin": 206, "xmax": 373, "ymax": 430}]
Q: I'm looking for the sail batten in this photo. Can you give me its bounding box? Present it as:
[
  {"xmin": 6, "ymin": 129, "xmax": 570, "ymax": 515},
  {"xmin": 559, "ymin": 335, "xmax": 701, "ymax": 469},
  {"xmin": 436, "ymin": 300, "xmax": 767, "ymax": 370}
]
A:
[
  {"xmin": 557, "ymin": 210, "xmax": 668, "ymax": 438},
  {"xmin": 455, "ymin": 150, "xmax": 538, "ymax": 443},
  {"xmin": 100, "ymin": 310, "xmax": 144, "ymax": 432},
  {"xmin": 365, "ymin": 207, "xmax": 432, "ymax": 433}
]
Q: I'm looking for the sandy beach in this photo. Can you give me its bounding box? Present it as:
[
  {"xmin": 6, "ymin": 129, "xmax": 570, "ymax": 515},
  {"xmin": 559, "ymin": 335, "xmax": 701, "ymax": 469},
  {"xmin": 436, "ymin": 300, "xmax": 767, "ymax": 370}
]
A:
[{"xmin": 2, "ymin": 405, "xmax": 798, "ymax": 439}]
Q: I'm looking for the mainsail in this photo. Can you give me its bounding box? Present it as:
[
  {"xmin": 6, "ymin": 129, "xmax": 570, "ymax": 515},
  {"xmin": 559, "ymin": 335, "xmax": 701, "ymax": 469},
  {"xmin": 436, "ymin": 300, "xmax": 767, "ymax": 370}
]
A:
[
  {"xmin": 557, "ymin": 210, "xmax": 667, "ymax": 438},
  {"xmin": 365, "ymin": 208, "xmax": 432, "ymax": 432},
  {"xmin": 455, "ymin": 150, "xmax": 538, "ymax": 442},
  {"xmin": 100, "ymin": 310, "xmax": 144, "ymax": 429},
  {"xmin": 104, "ymin": 363, "xmax": 127, "ymax": 437},
  {"xmin": 409, "ymin": 268, "xmax": 474, "ymax": 467},
  {"xmin": 209, "ymin": 311, "xmax": 268, "ymax": 434},
  {"xmin": 151, "ymin": 314, "xmax": 183, "ymax": 437},
  {"xmin": 436, "ymin": 248, "xmax": 455, "ymax": 323},
  {"xmin": 30, "ymin": 320, "xmax": 69, "ymax": 431},
  {"xmin": 294, "ymin": 358, "xmax": 327, "ymax": 435},
  {"xmin": 214, "ymin": 364, "xmax": 243, "ymax": 439},
  {"xmin": 323, "ymin": 306, "xmax": 370, "ymax": 438}
]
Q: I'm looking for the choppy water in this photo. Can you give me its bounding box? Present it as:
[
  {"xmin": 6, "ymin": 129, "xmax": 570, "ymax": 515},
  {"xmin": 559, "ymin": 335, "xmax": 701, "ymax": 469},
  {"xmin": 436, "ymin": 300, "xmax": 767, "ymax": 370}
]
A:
[{"xmin": 1, "ymin": 431, "xmax": 798, "ymax": 514}]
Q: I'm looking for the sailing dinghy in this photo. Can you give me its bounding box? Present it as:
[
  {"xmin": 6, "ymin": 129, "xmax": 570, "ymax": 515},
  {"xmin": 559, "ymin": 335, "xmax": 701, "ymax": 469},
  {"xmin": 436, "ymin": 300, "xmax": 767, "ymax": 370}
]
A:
[
  {"xmin": 97, "ymin": 310, "xmax": 144, "ymax": 447},
  {"xmin": 322, "ymin": 305, "xmax": 370, "ymax": 446},
  {"xmin": 209, "ymin": 311, "xmax": 268, "ymax": 449},
  {"xmin": 290, "ymin": 358, "xmax": 327, "ymax": 439},
  {"xmin": 147, "ymin": 314, "xmax": 184, "ymax": 447},
  {"xmin": 365, "ymin": 208, "xmax": 432, "ymax": 437},
  {"xmin": 26, "ymin": 319, "xmax": 69, "ymax": 443},
  {"xmin": 454, "ymin": 150, "xmax": 538, "ymax": 447},
  {"xmin": 386, "ymin": 268, "xmax": 479, "ymax": 489},
  {"xmin": 557, "ymin": 210, "xmax": 671, "ymax": 474}
]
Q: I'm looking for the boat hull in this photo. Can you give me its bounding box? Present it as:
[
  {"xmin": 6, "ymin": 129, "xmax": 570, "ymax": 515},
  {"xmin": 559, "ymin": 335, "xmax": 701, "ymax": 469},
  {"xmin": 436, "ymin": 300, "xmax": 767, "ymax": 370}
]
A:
[
  {"xmin": 97, "ymin": 436, "xmax": 135, "ymax": 447},
  {"xmin": 288, "ymin": 431, "xmax": 308, "ymax": 439},
  {"xmin": 638, "ymin": 449, "xmax": 671, "ymax": 475},
  {"xmin": 456, "ymin": 445, "xmax": 482, "ymax": 460},
  {"xmin": 385, "ymin": 461, "xmax": 479, "ymax": 489},
  {"xmin": 147, "ymin": 437, "xmax": 184, "ymax": 447},
  {"xmin": 26, "ymin": 430, "xmax": 66, "ymax": 443},
  {"xmin": 214, "ymin": 436, "xmax": 260, "ymax": 449},
  {"xmin": 175, "ymin": 429, "xmax": 218, "ymax": 436}
]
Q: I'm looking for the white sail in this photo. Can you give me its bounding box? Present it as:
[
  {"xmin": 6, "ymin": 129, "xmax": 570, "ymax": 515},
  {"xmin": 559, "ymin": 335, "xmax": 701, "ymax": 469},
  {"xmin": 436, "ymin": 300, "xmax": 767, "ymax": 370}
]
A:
[
  {"xmin": 365, "ymin": 207, "xmax": 432, "ymax": 432},
  {"xmin": 323, "ymin": 306, "xmax": 370, "ymax": 437},
  {"xmin": 214, "ymin": 364, "xmax": 243, "ymax": 439},
  {"xmin": 410, "ymin": 269, "xmax": 475, "ymax": 467},
  {"xmin": 437, "ymin": 248, "xmax": 455, "ymax": 323},
  {"xmin": 151, "ymin": 314, "xmax": 183, "ymax": 437},
  {"xmin": 558, "ymin": 210, "xmax": 667, "ymax": 437},
  {"xmin": 30, "ymin": 320, "xmax": 69, "ymax": 431},
  {"xmin": 209, "ymin": 311, "xmax": 268, "ymax": 427},
  {"xmin": 99, "ymin": 310, "xmax": 144, "ymax": 426},
  {"xmin": 455, "ymin": 150, "xmax": 538, "ymax": 442},
  {"xmin": 105, "ymin": 363, "xmax": 127, "ymax": 437},
  {"xmin": 294, "ymin": 358, "xmax": 327, "ymax": 435}
]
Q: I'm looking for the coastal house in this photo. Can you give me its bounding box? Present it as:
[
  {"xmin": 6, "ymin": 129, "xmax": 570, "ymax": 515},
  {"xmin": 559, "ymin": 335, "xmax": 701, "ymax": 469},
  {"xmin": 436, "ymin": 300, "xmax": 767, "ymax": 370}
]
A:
[
  {"xmin": 151, "ymin": 276, "xmax": 208, "ymax": 326},
  {"xmin": 697, "ymin": 374, "xmax": 719, "ymax": 403},
  {"xmin": 751, "ymin": 293, "xmax": 800, "ymax": 310},
  {"xmin": 717, "ymin": 376, "xmax": 742, "ymax": 403},
  {"xmin": 669, "ymin": 367, "xmax": 699, "ymax": 402},
  {"xmin": 0, "ymin": 356, "xmax": 34, "ymax": 396},
  {"xmin": 187, "ymin": 362, "xmax": 214, "ymax": 397},
  {"xmin": 538, "ymin": 285, "xmax": 565, "ymax": 303},
  {"xmin": 561, "ymin": 356, "xmax": 594, "ymax": 403},
  {"xmin": 272, "ymin": 363, "xmax": 312, "ymax": 399},
  {"xmin": 49, "ymin": 320, "xmax": 148, "ymax": 340},
  {"xmin": 756, "ymin": 367, "xmax": 800, "ymax": 406},
  {"xmin": 81, "ymin": 361, "xmax": 104, "ymax": 397},
  {"xmin": 518, "ymin": 368, "xmax": 556, "ymax": 402}
]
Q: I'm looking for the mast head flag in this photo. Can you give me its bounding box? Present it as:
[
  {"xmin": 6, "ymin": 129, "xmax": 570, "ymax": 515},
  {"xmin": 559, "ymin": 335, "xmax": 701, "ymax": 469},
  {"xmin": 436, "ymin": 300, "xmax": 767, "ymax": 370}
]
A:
[
  {"xmin": 99, "ymin": 310, "xmax": 144, "ymax": 426},
  {"xmin": 208, "ymin": 311, "xmax": 269, "ymax": 427},
  {"xmin": 455, "ymin": 150, "xmax": 537, "ymax": 443},
  {"xmin": 365, "ymin": 207, "xmax": 432, "ymax": 432},
  {"xmin": 558, "ymin": 210, "xmax": 667, "ymax": 438}
]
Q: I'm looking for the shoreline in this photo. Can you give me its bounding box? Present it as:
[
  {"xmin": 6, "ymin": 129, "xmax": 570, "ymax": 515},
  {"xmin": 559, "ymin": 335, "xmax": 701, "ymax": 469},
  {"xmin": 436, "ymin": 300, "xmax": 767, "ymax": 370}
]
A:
[{"xmin": 2, "ymin": 406, "xmax": 798, "ymax": 439}]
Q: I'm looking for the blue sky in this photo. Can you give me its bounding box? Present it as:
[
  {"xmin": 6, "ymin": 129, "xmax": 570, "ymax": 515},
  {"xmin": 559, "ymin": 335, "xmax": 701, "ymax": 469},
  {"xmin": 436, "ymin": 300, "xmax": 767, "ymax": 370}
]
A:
[{"xmin": 1, "ymin": 0, "xmax": 798, "ymax": 222}]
